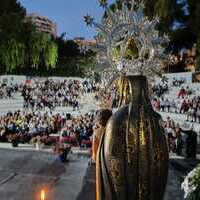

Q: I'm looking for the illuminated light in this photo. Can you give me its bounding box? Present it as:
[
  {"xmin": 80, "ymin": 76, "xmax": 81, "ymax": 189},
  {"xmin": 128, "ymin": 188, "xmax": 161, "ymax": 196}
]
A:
[{"xmin": 40, "ymin": 190, "xmax": 46, "ymax": 200}]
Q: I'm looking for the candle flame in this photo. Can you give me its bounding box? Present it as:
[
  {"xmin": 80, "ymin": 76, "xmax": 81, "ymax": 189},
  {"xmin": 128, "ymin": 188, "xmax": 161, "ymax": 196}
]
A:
[{"xmin": 41, "ymin": 190, "xmax": 45, "ymax": 200}]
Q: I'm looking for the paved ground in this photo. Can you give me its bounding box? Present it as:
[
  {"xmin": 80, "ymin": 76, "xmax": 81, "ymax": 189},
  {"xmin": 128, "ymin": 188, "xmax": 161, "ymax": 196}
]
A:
[
  {"xmin": 0, "ymin": 149, "xmax": 89, "ymax": 200},
  {"xmin": 0, "ymin": 143, "xmax": 91, "ymax": 155},
  {"xmin": 0, "ymin": 148, "xmax": 199, "ymax": 200}
]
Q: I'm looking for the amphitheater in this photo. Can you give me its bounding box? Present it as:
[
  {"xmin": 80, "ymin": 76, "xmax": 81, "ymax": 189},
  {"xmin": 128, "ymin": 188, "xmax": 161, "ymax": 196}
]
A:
[
  {"xmin": 0, "ymin": 73, "xmax": 199, "ymax": 200},
  {"xmin": 0, "ymin": 73, "xmax": 199, "ymax": 133}
]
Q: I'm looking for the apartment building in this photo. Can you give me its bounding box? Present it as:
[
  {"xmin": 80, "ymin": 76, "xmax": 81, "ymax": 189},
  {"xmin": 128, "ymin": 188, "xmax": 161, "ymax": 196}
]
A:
[{"xmin": 26, "ymin": 13, "xmax": 57, "ymax": 37}]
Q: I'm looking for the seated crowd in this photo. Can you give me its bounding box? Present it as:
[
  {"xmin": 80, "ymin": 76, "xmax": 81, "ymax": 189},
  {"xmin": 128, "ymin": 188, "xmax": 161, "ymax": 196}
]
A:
[
  {"xmin": 172, "ymin": 77, "xmax": 185, "ymax": 87},
  {"xmin": 21, "ymin": 78, "xmax": 98, "ymax": 111},
  {"xmin": 0, "ymin": 111, "xmax": 66, "ymax": 144},
  {"xmin": 0, "ymin": 82, "xmax": 19, "ymax": 99},
  {"xmin": 0, "ymin": 109, "xmax": 95, "ymax": 148},
  {"xmin": 60, "ymin": 112, "xmax": 95, "ymax": 147},
  {"xmin": 151, "ymin": 85, "xmax": 200, "ymax": 123},
  {"xmin": 0, "ymin": 77, "xmax": 198, "ymax": 161},
  {"xmin": 152, "ymin": 82, "xmax": 169, "ymax": 97},
  {"xmin": 0, "ymin": 77, "xmax": 100, "ymax": 149}
]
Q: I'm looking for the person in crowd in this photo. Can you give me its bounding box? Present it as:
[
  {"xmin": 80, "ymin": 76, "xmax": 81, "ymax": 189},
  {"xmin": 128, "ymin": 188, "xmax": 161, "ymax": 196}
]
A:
[
  {"xmin": 164, "ymin": 122, "xmax": 176, "ymax": 152},
  {"xmin": 197, "ymin": 105, "xmax": 200, "ymax": 123},
  {"xmin": 178, "ymin": 87, "xmax": 187, "ymax": 98},
  {"xmin": 165, "ymin": 98, "xmax": 171, "ymax": 112},
  {"xmin": 180, "ymin": 99, "xmax": 189, "ymax": 114},
  {"xmin": 160, "ymin": 98, "xmax": 165, "ymax": 112},
  {"xmin": 180, "ymin": 125, "xmax": 197, "ymax": 159},
  {"xmin": 174, "ymin": 126, "xmax": 183, "ymax": 156},
  {"xmin": 73, "ymin": 99, "xmax": 79, "ymax": 111},
  {"xmin": 54, "ymin": 142, "xmax": 71, "ymax": 163},
  {"xmin": 0, "ymin": 81, "xmax": 18, "ymax": 99},
  {"xmin": 171, "ymin": 99, "xmax": 177, "ymax": 113}
]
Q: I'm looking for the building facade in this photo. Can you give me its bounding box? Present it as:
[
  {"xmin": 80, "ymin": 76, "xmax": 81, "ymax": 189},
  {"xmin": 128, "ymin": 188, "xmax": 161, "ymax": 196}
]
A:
[
  {"xmin": 74, "ymin": 37, "xmax": 97, "ymax": 52},
  {"xmin": 26, "ymin": 13, "xmax": 57, "ymax": 37}
]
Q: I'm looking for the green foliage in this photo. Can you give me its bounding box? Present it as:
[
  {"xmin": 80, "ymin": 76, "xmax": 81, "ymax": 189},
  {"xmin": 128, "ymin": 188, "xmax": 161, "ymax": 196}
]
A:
[
  {"xmin": 55, "ymin": 35, "xmax": 97, "ymax": 76},
  {"xmin": 154, "ymin": 0, "xmax": 175, "ymax": 29},
  {"xmin": 0, "ymin": 0, "xmax": 26, "ymax": 72},
  {"xmin": 0, "ymin": 38, "xmax": 25, "ymax": 72},
  {"xmin": 0, "ymin": 0, "xmax": 25, "ymax": 42},
  {"xmin": 0, "ymin": 0, "xmax": 58, "ymax": 73},
  {"xmin": 187, "ymin": 1, "xmax": 200, "ymax": 71},
  {"xmin": 29, "ymin": 33, "xmax": 43, "ymax": 68},
  {"xmin": 55, "ymin": 37, "xmax": 81, "ymax": 73},
  {"xmin": 44, "ymin": 41, "xmax": 58, "ymax": 69},
  {"xmin": 0, "ymin": 0, "xmax": 25, "ymax": 17},
  {"xmin": 188, "ymin": 0, "xmax": 200, "ymax": 34},
  {"xmin": 144, "ymin": 0, "xmax": 187, "ymax": 38},
  {"xmin": 0, "ymin": 30, "xmax": 58, "ymax": 72},
  {"xmin": 28, "ymin": 32, "xmax": 58, "ymax": 69},
  {"xmin": 78, "ymin": 50, "xmax": 97, "ymax": 72}
]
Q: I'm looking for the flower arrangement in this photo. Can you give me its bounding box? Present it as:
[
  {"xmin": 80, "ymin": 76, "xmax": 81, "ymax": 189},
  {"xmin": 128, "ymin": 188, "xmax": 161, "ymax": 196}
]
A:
[
  {"xmin": 53, "ymin": 142, "xmax": 72, "ymax": 162},
  {"xmin": 8, "ymin": 134, "xmax": 20, "ymax": 147},
  {"xmin": 182, "ymin": 164, "xmax": 200, "ymax": 199}
]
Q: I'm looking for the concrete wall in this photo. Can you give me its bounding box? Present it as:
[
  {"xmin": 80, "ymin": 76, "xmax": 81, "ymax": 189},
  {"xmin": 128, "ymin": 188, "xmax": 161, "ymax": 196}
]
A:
[
  {"xmin": 0, "ymin": 75, "xmax": 83, "ymax": 86},
  {"xmin": 164, "ymin": 72, "xmax": 193, "ymax": 84},
  {"xmin": 155, "ymin": 72, "xmax": 193, "ymax": 85}
]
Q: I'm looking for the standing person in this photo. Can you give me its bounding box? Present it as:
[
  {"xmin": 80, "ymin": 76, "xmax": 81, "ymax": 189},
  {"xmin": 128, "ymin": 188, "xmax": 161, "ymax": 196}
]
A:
[
  {"xmin": 181, "ymin": 125, "xmax": 197, "ymax": 159},
  {"xmin": 196, "ymin": 105, "xmax": 200, "ymax": 123},
  {"xmin": 175, "ymin": 126, "xmax": 183, "ymax": 156},
  {"xmin": 165, "ymin": 123, "xmax": 175, "ymax": 152},
  {"xmin": 36, "ymin": 135, "xmax": 42, "ymax": 150},
  {"xmin": 92, "ymin": 109, "xmax": 112, "ymax": 163},
  {"xmin": 75, "ymin": 130, "xmax": 81, "ymax": 147},
  {"xmin": 171, "ymin": 99, "xmax": 176, "ymax": 113},
  {"xmin": 165, "ymin": 99, "xmax": 171, "ymax": 112},
  {"xmin": 160, "ymin": 98, "xmax": 165, "ymax": 112}
]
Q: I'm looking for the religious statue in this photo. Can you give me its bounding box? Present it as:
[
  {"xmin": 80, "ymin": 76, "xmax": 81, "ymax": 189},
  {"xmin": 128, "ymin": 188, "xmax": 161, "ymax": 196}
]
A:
[
  {"xmin": 85, "ymin": 1, "xmax": 169, "ymax": 199},
  {"xmin": 96, "ymin": 76, "xmax": 169, "ymax": 200}
]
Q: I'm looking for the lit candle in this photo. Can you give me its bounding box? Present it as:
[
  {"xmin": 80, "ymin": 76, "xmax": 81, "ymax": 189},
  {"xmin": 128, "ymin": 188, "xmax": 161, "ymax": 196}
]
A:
[{"xmin": 41, "ymin": 190, "xmax": 46, "ymax": 200}]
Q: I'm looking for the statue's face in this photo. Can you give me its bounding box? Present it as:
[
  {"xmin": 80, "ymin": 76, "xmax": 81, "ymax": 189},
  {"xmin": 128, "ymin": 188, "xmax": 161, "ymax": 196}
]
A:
[
  {"xmin": 124, "ymin": 38, "xmax": 139, "ymax": 60},
  {"xmin": 110, "ymin": 36, "xmax": 139, "ymax": 63}
]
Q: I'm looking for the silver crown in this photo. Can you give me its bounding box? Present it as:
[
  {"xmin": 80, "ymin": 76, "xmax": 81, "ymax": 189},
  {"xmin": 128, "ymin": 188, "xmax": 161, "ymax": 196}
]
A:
[{"xmin": 85, "ymin": 0, "xmax": 169, "ymax": 82}]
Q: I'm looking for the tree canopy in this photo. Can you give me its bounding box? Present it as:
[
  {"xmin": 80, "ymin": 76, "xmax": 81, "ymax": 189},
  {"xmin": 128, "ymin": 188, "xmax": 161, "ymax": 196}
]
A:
[
  {"xmin": 55, "ymin": 35, "xmax": 97, "ymax": 77},
  {"xmin": 0, "ymin": 0, "xmax": 25, "ymax": 41},
  {"xmin": 0, "ymin": 0, "xmax": 94, "ymax": 76},
  {"xmin": 0, "ymin": 0, "xmax": 58, "ymax": 73}
]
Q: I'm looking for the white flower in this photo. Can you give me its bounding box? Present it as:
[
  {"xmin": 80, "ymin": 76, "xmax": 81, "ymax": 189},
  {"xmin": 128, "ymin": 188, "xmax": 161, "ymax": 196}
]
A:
[{"xmin": 182, "ymin": 165, "xmax": 200, "ymax": 199}]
